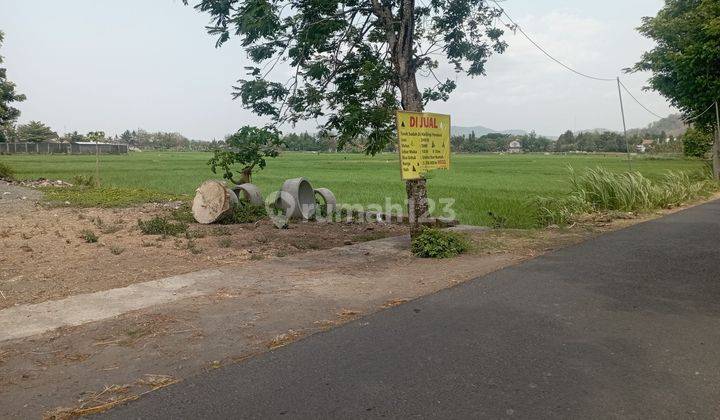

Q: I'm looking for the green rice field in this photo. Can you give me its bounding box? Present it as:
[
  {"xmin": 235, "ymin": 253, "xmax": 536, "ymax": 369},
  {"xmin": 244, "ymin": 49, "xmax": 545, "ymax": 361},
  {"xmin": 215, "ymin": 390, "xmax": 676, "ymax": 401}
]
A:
[{"xmin": 0, "ymin": 152, "xmax": 705, "ymax": 228}]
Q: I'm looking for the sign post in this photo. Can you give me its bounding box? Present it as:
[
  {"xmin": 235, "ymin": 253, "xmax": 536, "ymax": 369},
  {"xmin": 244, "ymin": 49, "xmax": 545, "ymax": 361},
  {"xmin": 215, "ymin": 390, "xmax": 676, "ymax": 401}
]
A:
[{"xmin": 396, "ymin": 111, "xmax": 451, "ymax": 180}]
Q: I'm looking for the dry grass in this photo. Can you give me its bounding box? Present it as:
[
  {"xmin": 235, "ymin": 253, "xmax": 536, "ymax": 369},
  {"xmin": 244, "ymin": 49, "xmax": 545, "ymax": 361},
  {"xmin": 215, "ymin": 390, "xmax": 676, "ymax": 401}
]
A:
[
  {"xmin": 336, "ymin": 308, "xmax": 362, "ymax": 321},
  {"xmin": 266, "ymin": 329, "xmax": 303, "ymax": 349},
  {"xmin": 43, "ymin": 374, "xmax": 179, "ymax": 419},
  {"xmin": 382, "ymin": 298, "xmax": 410, "ymax": 308}
]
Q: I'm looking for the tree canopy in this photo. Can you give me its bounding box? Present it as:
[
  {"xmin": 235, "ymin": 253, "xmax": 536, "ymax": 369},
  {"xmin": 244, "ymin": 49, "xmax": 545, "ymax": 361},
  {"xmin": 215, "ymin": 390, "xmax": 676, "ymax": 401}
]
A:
[
  {"xmin": 631, "ymin": 0, "xmax": 719, "ymax": 131},
  {"xmin": 16, "ymin": 121, "xmax": 57, "ymax": 143},
  {"xmin": 0, "ymin": 30, "xmax": 26, "ymax": 142},
  {"xmin": 682, "ymin": 126, "xmax": 714, "ymax": 158},
  {"xmin": 208, "ymin": 125, "xmax": 283, "ymax": 184},
  {"xmin": 185, "ymin": 0, "xmax": 507, "ymax": 154}
]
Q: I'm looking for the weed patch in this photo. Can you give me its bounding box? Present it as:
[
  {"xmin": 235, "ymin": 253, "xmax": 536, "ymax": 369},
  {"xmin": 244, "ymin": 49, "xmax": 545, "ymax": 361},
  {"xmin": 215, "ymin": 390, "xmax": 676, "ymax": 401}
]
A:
[
  {"xmin": 137, "ymin": 217, "xmax": 188, "ymax": 236},
  {"xmin": 80, "ymin": 229, "xmax": 98, "ymax": 243}
]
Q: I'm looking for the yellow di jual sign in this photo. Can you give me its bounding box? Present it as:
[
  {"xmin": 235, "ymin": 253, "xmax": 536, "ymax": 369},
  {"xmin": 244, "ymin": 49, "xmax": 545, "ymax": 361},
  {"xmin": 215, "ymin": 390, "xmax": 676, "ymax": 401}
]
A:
[{"xmin": 396, "ymin": 111, "xmax": 451, "ymax": 180}]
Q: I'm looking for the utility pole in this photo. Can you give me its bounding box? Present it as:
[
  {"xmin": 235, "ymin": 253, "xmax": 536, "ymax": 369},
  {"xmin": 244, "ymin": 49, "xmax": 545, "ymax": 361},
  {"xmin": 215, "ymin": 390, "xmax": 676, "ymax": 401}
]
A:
[
  {"xmin": 714, "ymin": 101, "xmax": 720, "ymax": 180},
  {"xmin": 617, "ymin": 77, "xmax": 632, "ymax": 171}
]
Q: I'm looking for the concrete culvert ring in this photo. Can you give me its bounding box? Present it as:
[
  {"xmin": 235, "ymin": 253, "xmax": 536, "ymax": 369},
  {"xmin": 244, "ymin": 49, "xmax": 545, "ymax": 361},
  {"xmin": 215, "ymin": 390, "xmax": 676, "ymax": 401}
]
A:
[
  {"xmin": 314, "ymin": 188, "xmax": 337, "ymax": 216},
  {"xmin": 231, "ymin": 183, "xmax": 263, "ymax": 206},
  {"xmin": 279, "ymin": 177, "xmax": 316, "ymax": 220}
]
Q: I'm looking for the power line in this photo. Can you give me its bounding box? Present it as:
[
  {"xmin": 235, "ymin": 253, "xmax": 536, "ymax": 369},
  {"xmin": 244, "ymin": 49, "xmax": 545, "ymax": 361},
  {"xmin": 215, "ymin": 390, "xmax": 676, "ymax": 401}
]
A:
[
  {"xmin": 684, "ymin": 101, "xmax": 717, "ymax": 123},
  {"xmin": 491, "ymin": 0, "xmax": 616, "ymax": 82},
  {"xmin": 492, "ymin": 0, "xmax": 717, "ymax": 125},
  {"xmin": 617, "ymin": 80, "xmax": 664, "ymax": 119}
]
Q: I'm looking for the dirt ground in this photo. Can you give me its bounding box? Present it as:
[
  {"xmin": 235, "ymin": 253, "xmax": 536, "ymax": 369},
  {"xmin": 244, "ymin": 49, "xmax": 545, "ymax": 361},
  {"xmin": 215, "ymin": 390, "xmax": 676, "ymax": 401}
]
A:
[{"xmin": 0, "ymin": 182, "xmax": 408, "ymax": 309}]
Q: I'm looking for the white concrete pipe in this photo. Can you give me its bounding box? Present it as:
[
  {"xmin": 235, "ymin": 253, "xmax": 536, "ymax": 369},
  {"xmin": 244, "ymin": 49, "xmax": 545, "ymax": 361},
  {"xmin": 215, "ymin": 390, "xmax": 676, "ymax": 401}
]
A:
[
  {"xmin": 231, "ymin": 183, "xmax": 264, "ymax": 206},
  {"xmin": 314, "ymin": 188, "xmax": 337, "ymax": 215},
  {"xmin": 278, "ymin": 177, "xmax": 316, "ymax": 220}
]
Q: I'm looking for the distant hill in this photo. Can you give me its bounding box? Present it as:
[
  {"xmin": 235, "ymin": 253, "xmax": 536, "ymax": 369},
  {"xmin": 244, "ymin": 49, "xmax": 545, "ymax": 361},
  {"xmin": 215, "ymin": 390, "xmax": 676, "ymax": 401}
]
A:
[
  {"xmin": 570, "ymin": 115, "xmax": 687, "ymax": 139},
  {"xmin": 578, "ymin": 128, "xmax": 615, "ymax": 135},
  {"xmin": 442, "ymin": 114, "xmax": 686, "ymax": 140},
  {"xmin": 452, "ymin": 126, "xmax": 527, "ymax": 137},
  {"xmin": 627, "ymin": 114, "xmax": 686, "ymax": 137}
]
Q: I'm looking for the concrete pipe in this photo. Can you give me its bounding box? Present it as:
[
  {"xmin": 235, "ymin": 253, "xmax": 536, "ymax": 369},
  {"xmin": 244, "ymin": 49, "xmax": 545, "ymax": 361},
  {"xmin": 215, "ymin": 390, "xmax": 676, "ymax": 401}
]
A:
[
  {"xmin": 231, "ymin": 183, "xmax": 264, "ymax": 206},
  {"xmin": 192, "ymin": 180, "xmax": 239, "ymax": 224},
  {"xmin": 314, "ymin": 188, "xmax": 337, "ymax": 215},
  {"xmin": 278, "ymin": 177, "xmax": 316, "ymax": 220}
]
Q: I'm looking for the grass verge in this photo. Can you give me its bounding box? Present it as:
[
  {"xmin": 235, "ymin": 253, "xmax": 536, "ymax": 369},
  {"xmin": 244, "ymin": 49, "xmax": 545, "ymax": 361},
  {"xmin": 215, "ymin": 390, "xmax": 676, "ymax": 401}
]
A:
[{"xmin": 41, "ymin": 186, "xmax": 184, "ymax": 208}]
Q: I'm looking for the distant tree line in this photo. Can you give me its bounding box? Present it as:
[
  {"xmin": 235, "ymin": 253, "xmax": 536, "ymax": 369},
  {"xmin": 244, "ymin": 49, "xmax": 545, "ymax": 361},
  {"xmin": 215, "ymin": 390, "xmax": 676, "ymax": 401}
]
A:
[
  {"xmin": 0, "ymin": 118, "xmax": 697, "ymax": 157},
  {"xmin": 451, "ymin": 132, "xmax": 553, "ymax": 153},
  {"xmin": 448, "ymin": 129, "xmax": 688, "ymax": 155},
  {"xmin": 282, "ymin": 132, "xmax": 336, "ymax": 152}
]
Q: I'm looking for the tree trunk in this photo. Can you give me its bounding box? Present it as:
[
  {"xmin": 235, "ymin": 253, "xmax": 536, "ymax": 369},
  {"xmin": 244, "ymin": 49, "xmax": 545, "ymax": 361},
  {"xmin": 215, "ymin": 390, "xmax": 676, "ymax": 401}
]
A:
[
  {"xmin": 239, "ymin": 167, "xmax": 253, "ymax": 184},
  {"xmin": 714, "ymin": 130, "xmax": 720, "ymax": 181},
  {"xmin": 370, "ymin": 0, "xmax": 430, "ymax": 235},
  {"xmin": 394, "ymin": 0, "xmax": 428, "ymax": 235},
  {"xmin": 714, "ymin": 102, "xmax": 720, "ymax": 180}
]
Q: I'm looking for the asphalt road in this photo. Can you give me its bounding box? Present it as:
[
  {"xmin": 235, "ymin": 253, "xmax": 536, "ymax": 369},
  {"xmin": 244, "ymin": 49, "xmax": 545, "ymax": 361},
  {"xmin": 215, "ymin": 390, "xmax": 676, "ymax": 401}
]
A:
[{"xmin": 104, "ymin": 200, "xmax": 720, "ymax": 419}]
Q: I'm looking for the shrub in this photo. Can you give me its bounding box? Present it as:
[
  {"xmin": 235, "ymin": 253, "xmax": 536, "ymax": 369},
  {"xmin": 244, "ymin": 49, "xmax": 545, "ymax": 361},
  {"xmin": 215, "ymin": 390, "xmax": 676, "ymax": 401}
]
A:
[
  {"xmin": 682, "ymin": 127, "xmax": 714, "ymax": 159},
  {"xmin": 0, "ymin": 162, "xmax": 15, "ymax": 180},
  {"xmin": 138, "ymin": 217, "xmax": 188, "ymax": 236},
  {"xmin": 411, "ymin": 228, "xmax": 470, "ymax": 259}
]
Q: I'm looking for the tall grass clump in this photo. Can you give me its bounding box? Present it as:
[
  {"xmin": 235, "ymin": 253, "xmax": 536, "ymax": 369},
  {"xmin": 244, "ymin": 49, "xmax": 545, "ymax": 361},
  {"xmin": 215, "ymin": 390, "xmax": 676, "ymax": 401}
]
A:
[
  {"xmin": 535, "ymin": 166, "xmax": 717, "ymax": 226},
  {"xmin": 570, "ymin": 167, "xmax": 656, "ymax": 212},
  {"xmin": 652, "ymin": 170, "xmax": 715, "ymax": 209}
]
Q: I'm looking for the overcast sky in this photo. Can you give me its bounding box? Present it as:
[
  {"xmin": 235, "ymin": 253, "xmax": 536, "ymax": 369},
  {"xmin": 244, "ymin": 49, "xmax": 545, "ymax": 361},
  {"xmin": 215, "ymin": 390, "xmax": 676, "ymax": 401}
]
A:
[{"xmin": 0, "ymin": 0, "xmax": 672, "ymax": 139}]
